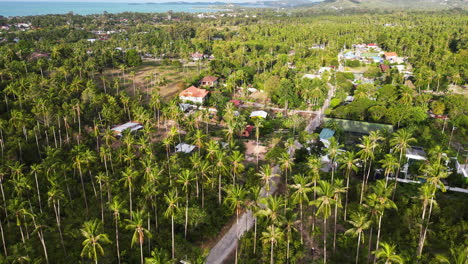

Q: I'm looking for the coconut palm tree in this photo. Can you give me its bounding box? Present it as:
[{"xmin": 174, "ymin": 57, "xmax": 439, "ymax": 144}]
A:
[
  {"xmin": 338, "ymin": 151, "xmax": 359, "ymax": 221},
  {"xmin": 357, "ymin": 136, "xmax": 376, "ymax": 204},
  {"xmin": 311, "ymin": 180, "xmax": 336, "ymax": 264},
  {"xmin": 435, "ymin": 244, "xmax": 467, "ymax": 264},
  {"xmin": 249, "ymin": 185, "xmax": 262, "ymax": 255},
  {"xmin": 346, "ymin": 212, "xmax": 372, "ymax": 264},
  {"xmin": 278, "ymin": 151, "xmax": 294, "ymax": 188},
  {"xmin": 326, "ymin": 137, "xmax": 343, "ymax": 182},
  {"xmin": 224, "ymin": 184, "xmax": 247, "ymax": 264},
  {"xmin": 230, "ymin": 151, "xmax": 245, "ymax": 185},
  {"xmin": 261, "ymin": 225, "xmax": 284, "ymax": 264},
  {"xmin": 417, "ymin": 162, "xmax": 448, "ymax": 257},
  {"xmin": 164, "ymin": 190, "xmax": 180, "ymax": 259},
  {"xmin": 109, "ymin": 196, "xmax": 126, "ymax": 264},
  {"xmin": 177, "ymin": 169, "xmax": 194, "ymax": 238},
  {"xmin": 121, "ymin": 167, "xmax": 138, "ymax": 219},
  {"xmin": 80, "ymin": 220, "xmax": 111, "ymax": 264},
  {"xmin": 256, "ymin": 165, "xmax": 278, "ymax": 193},
  {"xmin": 289, "ymin": 174, "xmax": 311, "ymax": 244},
  {"xmin": 126, "ymin": 210, "xmax": 152, "ymax": 264},
  {"xmin": 372, "ymin": 181, "xmax": 397, "ymax": 263},
  {"xmin": 390, "ymin": 129, "xmax": 416, "ymax": 194},
  {"xmin": 253, "ymin": 117, "xmax": 264, "ymax": 166},
  {"xmin": 380, "ymin": 154, "xmax": 399, "ymax": 187},
  {"xmin": 372, "ymin": 242, "xmax": 404, "ymax": 264},
  {"xmin": 332, "ymin": 179, "xmax": 346, "ymax": 251},
  {"xmin": 283, "ymin": 209, "xmax": 298, "ymax": 263}
]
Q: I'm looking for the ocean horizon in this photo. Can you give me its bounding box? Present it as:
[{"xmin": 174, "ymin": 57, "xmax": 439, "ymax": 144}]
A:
[{"xmin": 0, "ymin": 1, "xmax": 252, "ymax": 17}]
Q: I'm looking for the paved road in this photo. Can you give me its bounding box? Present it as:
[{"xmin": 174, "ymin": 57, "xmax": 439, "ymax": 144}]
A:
[
  {"xmin": 239, "ymin": 102, "xmax": 319, "ymax": 115},
  {"xmin": 205, "ymin": 167, "xmax": 281, "ymax": 264},
  {"xmin": 305, "ymin": 83, "xmax": 335, "ymax": 133}
]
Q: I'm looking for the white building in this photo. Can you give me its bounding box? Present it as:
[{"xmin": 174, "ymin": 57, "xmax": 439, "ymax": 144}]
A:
[{"xmin": 111, "ymin": 122, "xmax": 143, "ymax": 137}]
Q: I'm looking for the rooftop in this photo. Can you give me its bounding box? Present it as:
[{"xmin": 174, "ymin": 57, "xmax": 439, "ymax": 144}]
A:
[
  {"xmin": 111, "ymin": 122, "xmax": 143, "ymax": 136},
  {"xmin": 250, "ymin": 110, "xmax": 268, "ymax": 118},
  {"xmin": 319, "ymin": 128, "xmax": 335, "ymax": 140},
  {"xmin": 179, "ymin": 86, "xmax": 209, "ymax": 98},
  {"xmin": 201, "ymin": 75, "xmax": 218, "ymax": 83},
  {"xmin": 385, "ymin": 52, "xmax": 398, "ymax": 57}
]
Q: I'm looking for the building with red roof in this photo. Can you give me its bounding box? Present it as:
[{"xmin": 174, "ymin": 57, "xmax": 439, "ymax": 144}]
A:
[
  {"xmin": 179, "ymin": 86, "xmax": 209, "ymax": 104},
  {"xmin": 200, "ymin": 76, "xmax": 219, "ymax": 87}
]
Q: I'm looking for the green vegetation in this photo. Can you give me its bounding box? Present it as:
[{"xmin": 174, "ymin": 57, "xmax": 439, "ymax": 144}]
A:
[{"xmin": 0, "ymin": 6, "xmax": 466, "ymax": 264}]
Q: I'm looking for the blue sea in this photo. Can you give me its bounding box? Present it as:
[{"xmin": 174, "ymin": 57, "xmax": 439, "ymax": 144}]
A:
[{"xmin": 0, "ymin": 1, "xmax": 239, "ymax": 17}]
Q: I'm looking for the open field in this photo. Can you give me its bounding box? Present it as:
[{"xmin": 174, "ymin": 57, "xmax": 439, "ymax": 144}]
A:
[{"xmin": 102, "ymin": 60, "xmax": 203, "ymax": 100}]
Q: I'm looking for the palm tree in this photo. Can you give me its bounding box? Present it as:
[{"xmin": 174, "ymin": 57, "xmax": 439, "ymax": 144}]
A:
[
  {"xmin": 80, "ymin": 220, "xmax": 111, "ymax": 264},
  {"xmin": 372, "ymin": 242, "xmax": 404, "ymax": 264},
  {"xmin": 256, "ymin": 165, "xmax": 278, "ymax": 193},
  {"xmin": 261, "ymin": 225, "xmax": 284, "ymax": 264},
  {"xmin": 278, "ymin": 151, "xmax": 294, "ymax": 188},
  {"xmin": 332, "ymin": 179, "xmax": 346, "ymax": 251},
  {"xmin": 249, "ymin": 185, "xmax": 261, "ymax": 255},
  {"xmin": 109, "ymin": 196, "xmax": 126, "ymax": 264},
  {"xmin": 380, "ymin": 154, "xmax": 399, "ymax": 187},
  {"xmin": 47, "ymin": 183, "xmax": 66, "ymax": 253},
  {"xmin": 29, "ymin": 164, "xmax": 43, "ymax": 213},
  {"xmin": 164, "ymin": 190, "xmax": 180, "ymax": 259},
  {"xmin": 121, "ymin": 167, "xmax": 138, "ymax": 219},
  {"xmin": 289, "ymin": 174, "xmax": 311, "ymax": 244},
  {"xmin": 338, "ymin": 151, "xmax": 359, "ymax": 221},
  {"xmin": 372, "ymin": 181, "xmax": 397, "ymax": 263},
  {"xmin": 326, "ymin": 137, "xmax": 343, "ymax": 182},
  {"xmin": 346, "ymin": 212, "xmax": 372, "ymax": 264},
  {"xmin": 177, "ymin": 169, "xmax": 194, "ymax": 238},
  {"xmin": 224, "ymin": 184, "xmax": 247, "ymax": 264},
  {"xmin": 230, "ymin": 151, "xmax": 245, "ymax": 185},
  {"xmin": 279, "ymin": 208, "xmax": 296, "ymax": 264},
  {"xmin": 417, "ymin": 162, "xmax": 448, "ymax": 257},
  {"xmin": 126, "ymin": 210, "xmax": 152, "ymax": 264},
  {"xmin": 311, "ymin": 180, "xmax": 336, "ymax": 264},
  {"xmin": 253, "ymin": 117, "xmax": 264, "ymax": 166},
  {"xmin": 435, "ymin": 244, "xmax": 467, "ymax": 264},
  {"xmin": 357, "ymin": 136, "xmax": 376, "ymax": 204},
  {"xmin": 390, "ymin": 129, "xmax": 416, "ymax": 195}
]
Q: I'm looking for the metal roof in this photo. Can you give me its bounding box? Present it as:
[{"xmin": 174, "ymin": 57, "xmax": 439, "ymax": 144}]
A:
[{"xmin": 319, "ymin": 128, "xmax": 335, "ymax": 140}]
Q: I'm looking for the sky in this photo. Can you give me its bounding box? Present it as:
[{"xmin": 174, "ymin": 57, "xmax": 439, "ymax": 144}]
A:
[{"xmin": 1, "ymin": 0, "xmax": 268, "ymax": 2}]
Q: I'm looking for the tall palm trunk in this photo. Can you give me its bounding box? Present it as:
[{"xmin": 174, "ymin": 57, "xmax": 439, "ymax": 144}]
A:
[
  {"xmin": 115, "ymin": 216, "xmax": 121, "ymax": 264},
  {"xmin": 0, "ymin": 218, "xmax": 7, "ymax": 257},
  {"xmin": 333, "ymin": 201, "xmax": 338, "ymax": 251},
  {"xmin": 344, "ymin": 169, "xmax": 350, "ymax": 221},
  {"xmin": 367, "ymin": 226, "xmax": 373, "ymax": 263},
  {"xmin": 417, "ymin": 190, "xmax": 435, "ymax": 257},
  {"xmin": 171, "ymin": 215, "xmax": 175, "ymax": 259},
  {"xmin": 360, "ymin": 160, "xmax": 368, "ymax": 204},
  {"xmin": 373, "ymin": 215, "xmax": 383, "ymax": 264},
  {"xmin": 253, "ymin": 217, "xmax": 257, "ymax": 254},
  {"xmin": 77, "ymin": 167, "xmax": 88, "ymax": 213},
  {"xmin": 323, "ymin": 218, "xmax": 327, "ymax": 264},
  {"xmin": 355, "ymin": 232, "xmax": 361, "ymax": 264},
  {"xmin": 300, "ymin": 200, "xmax": 303, "ymax": 244},
  {"xmin": 33, "ymin": 172, "xmax": 43, "ymax": 213},
  {"xmin": 140, "ymin": 239, "xmax": 144, "ymax": 264},
  {"xmin": 270, "ymin": 239, "xmax": 274, "ymax": 264},
  {"xmin": 184, "ymin": 193, "xmax": 188, "ymax": 238},
  {"xmin": 129, "ymin": 185, "xmax": 133, "ymax": 220},
  {"xmin": 52, "ymin": 201, "xmax": 66, "ymax": 254}
]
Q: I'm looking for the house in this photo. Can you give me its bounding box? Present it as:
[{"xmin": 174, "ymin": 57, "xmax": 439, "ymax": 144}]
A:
[
  {"xmin": 179, "ymin": 86, "xmax": 209, "ymax": 104},
  {"xmin": 384, "ymin": 52, "xmax": 398, "ymax": 62},
  {"xmin": 379, "ymin": 64, "xmax": 390, "ymax": 73},
  {"xmin": 200, "ymin": 76, "xmax": 218, "ymax": 87},
  {"xmin": 28, "ymin": 52, "xmax": 50, "ymax": 61},
  {"xmin": 319, "ymin": 128, "xmax": 335, "ymax": 147},
  {"xmin": 250, "ymin": 111, "xmax": 268, "ymax": 119},
  {"xmin": 175, "ymin": 143, "xmax": 196, "ymax": 153},
  {"xmin": 111, "ymin": 122, "xmax": 143, "ymax": 137},
  {"xmin": 241, "ymin": 125, "xmax": 254, "ymax": 137},
  {"xmin": 456, "ymin": 161, "xmax": 468, "ymax": 178},
  {"xmin": 191, "ymin": 52, "xmax": 204, "ymax": 61},
  {"xmin": 229, "ymin": 100, "xmax": 242, "ymax": 107},
  {"xmin": 401, "ymin": 147, "xmax": 427, "ymax": 178}
]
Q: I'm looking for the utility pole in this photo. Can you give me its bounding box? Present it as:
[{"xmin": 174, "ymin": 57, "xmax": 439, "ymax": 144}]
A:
[{"xmin": 448, "ymin": 126, "xmax": 457, "ymax": 147}]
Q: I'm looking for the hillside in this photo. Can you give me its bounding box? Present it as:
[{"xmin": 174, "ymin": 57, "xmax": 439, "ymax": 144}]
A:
[{"xmin": 312, "ymin": 0, "xmax": 467, "ymax": 10}]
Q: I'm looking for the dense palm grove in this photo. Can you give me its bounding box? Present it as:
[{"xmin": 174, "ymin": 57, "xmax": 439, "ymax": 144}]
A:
[{"xmin": 0, "ymin": 8, "xmax": 467, "ymax": 264}]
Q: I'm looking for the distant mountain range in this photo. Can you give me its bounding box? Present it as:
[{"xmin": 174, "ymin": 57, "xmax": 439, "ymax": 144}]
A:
[
  {"xmin": 148, "ymin": 0, "xmax": 466, "ymax": 9},
  {"xmin": 311, "ymin": 0, "xmax": 467, "ymax": 10}
]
